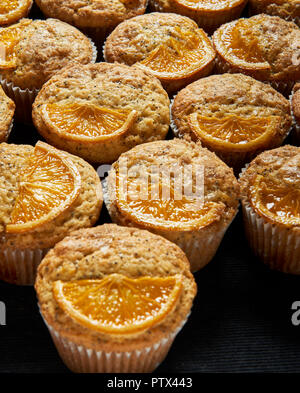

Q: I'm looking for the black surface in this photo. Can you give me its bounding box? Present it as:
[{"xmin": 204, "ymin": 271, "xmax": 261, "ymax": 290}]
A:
[{"xmin": 0, "ymin": 2, "xmax": 300, "ymax": 374}]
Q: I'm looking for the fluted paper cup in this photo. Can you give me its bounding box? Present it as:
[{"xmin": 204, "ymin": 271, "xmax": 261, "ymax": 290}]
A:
[
  {"xmin": 0, "ymin": 247, "xmax": 49, "ymax": 285},
  {"xmin": 242, "ymin": 201, "xmax": 300, "ymax": 274},
  {"xmin": 41, "ymin": 315, "xmax": 188, "ymax": 373}
]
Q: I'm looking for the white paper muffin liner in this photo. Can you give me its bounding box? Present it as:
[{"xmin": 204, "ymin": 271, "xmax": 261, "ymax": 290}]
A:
[
  {"xmin": 103, "ymin": 176, "xmax": 237, "ymax": 273},
  {"xmin": 0, "ymin": 37, "xmax": 97, "ymax": 124},
  {"xmin": 171, "ymin": 227, "xmax": 230, "ymax": 273},
  {"xmin": 90, "ymin": 38, "xmax": 98, "ymax": 64},
  {"xmin": 42, "ymin": 313, "xmax": 188, "ymax": 373},
  {"xmin": 242, "ymin": 200, "xmax": 300, "ymax": 274},
  {"xmin": 0, "ymin": 247, "xmax": 49, "ymax": 285},
  {"xmin": 0, "ymin": 77, "xmax": 40, "ymax": 124},
  {"xmin": 102, "ymin": 42, "xmax": 107, "ymax": 62}
]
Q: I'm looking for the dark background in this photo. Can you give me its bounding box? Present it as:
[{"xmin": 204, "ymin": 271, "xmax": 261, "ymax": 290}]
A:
[{"xmin": 0, "ymin": 2, "xmax": 300, "ymax": 374}]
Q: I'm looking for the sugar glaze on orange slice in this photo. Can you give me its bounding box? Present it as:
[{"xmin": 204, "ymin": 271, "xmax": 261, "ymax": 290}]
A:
[
  {"xmin": 0, "ymin": 0, "xmax": 32, "ymax": 26},
  {"xmin": 250, "ymin": 175, "xmax": 300, "ymax": 227},
  {"xmin": 41, "ymin": 102, "xmax": 137, "ymax": 142},
  {"xmin": 174, "ymin": 0, "xmax": 245, "ymax": 11},
  {"xmin": 138, "ymin": 26, "xmax": 215, "ymax": 80},
  {"xmin": 53, "ymin": 274, "xmax": 183, "ymax": 334},
  {"xmin": 0, "ymin": 19, "xmax": 31, "ymax": 69},
  {"xmin": 115, "ymin": 164, "xmax": 224, "ymax": 231},
  {"xmin": 7, "ymin": 141, "xmax": 81, "ymax": 233},
  {"xmin": 214, "ymin": 19, "xmax": 270, "ymax": 70},
  {"xmin": 188, "ymin": 114, "xmax": 280, "ymax": 151}
]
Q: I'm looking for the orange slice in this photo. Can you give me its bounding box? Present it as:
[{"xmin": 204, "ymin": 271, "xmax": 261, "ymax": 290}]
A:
[
  {"xmin": 115, "ymin": 164, "xmax": 224, "ymax": 230},
  {"xmin": 214, "ymin": 19, "xmax": 270, "ymax": 70},
  {"xmin": 0, "ymin": 19, "xmax": 31, "ymax": 69},
  {"xmin": 0, "ymin": 0, "xmax": 32, "ymax": 26},
  {"xmin": 137, "ymin": 27, "xmax": 215, "ymax": 80},
  {"xmin": 174, "ymin": 0, "xmax": 245, "ymax": 11},
  {"xmin": 41, "ymin": 102, "xmax": 137, "ymax": 142},
  {"xmin": 6, "ymin": 141, "xmax": 81, "ymax": 233},
  {"xmin": 53, "ymin": 274, "xmax": 182, "ymax": 334},
  {"xmin": 250, "ymin": 175, "xmax": 300, "ymax": 226},
  {"xmin": 188, "ymin": 114, "xmax": 280, "ymax": 151}
]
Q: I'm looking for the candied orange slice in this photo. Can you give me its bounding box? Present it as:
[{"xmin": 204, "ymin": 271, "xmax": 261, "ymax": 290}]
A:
[
  {"xmin": 137, "ymin": 27, "xmax": 215, "ymax": 80},
  {"xmin": 0, "ymin": 0, "xmax": 32, "ymax": 26},
  {"xmin": 214, "ymin": 19, "xmax": 270, "ymax": 70},
  {"xmin": 250, "ymin": 175, "xmax": 300, "ymax": 226},
  {"xmin": 41, "ymin": 102, "xmax": 137, "ymax": 142},
  {"xmin": 6, "ymin": 141, "xmax": 81, "ymax": 233},
  {"xmin": 115, "ymin": 164, "xmax": 224, "ymax": 230},
  {"xmin": 53, "ymin": 274, "xmax": 183, "ymax": 334},
  {"xmin": 188, "ymin": 114, "xmax": 280, "ymax": 151},
  {"xmin": 0, "ymin": 19, "xmax": 31, "ymax": 68},
  {"xmin": 174, "ymin": 0, "xmax": 245, "ymax": 11}
]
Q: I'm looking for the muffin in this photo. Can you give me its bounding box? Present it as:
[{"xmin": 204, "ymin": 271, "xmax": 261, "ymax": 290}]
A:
[
  {"xmin": 0, "ymin": 85, "xmax": 15, "ymax": 142},
  {"xmin": 240, "ymin": 145, "xmax": 300, "ymax": 274},
  {"xmin": 104, "ymin": 13, "xmax": 216, "ymax": 95},
  {"xmin": 171, "ymin": 74, "xmax": 292, "ymax": 171},
  {"xmin": 249, "ymin": 0, "xmax": 300, "ymax": 26},
  {"xmin": 35, "ymin": 0, "xmax": 148, "ymax": 46},
  {"xmin": 105, "ymin": 139, "xmax": 240, "ymax": 272},
  {"xmin": 0, "ymin": 18, "xmax": 97, "ymax": 123},
  {"xmin": 213, "ymin": 14, "xmax": 300, "ymax": 96},
  {"xmin": 0, "ymin": 0, "xmax": 32, "ymax": 26},
  {"xmin": 35, "ymin": 224, "xmax": 197, "ymax": 373},
  {"xmin": 149, "ymin": 0, "xmax": 247, "ymax": 33},
  {"xmin": 0, "ymin": 141, "xmax": 102, "ymax": 285},
  {"xmin": 32, "ymin": 62, "xmax": 170, "ymax": 164},
  {"xmin": 291, "ymin": 82, "xmax": 300, "ymax": 143}
]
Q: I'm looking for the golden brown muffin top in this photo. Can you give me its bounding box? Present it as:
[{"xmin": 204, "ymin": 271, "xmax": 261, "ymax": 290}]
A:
[
  {"xmin": 109, "ymin": 138, "xmax": 240, "ymax": 229},
  {"xmin": 0, "ymin": 142, "xmax": 102, "ymax": 250},
  {"xmin": 0, "ymin": 18, "xmax": 94, "ymax": 90},
  {"xmin": 35, "ymin": 224, "xmax": 197, "ymax": 351},
  {"xmin": 172, "ymin": 73, "xmax": 292, "ymax": 140},
  {"xmin": 240, "ymin": 145, "xmax": 300, "ymax": 202},
  {"xmin": 292, "ymin": 82, "xmax": 300, "ymax": 123},
  {"xmin": 150, "ymin": 0, "xmax": 246, "ymax": 12},
  {"xmin": 0, "ymin": 86, "xmax": 15, "ymax": 142},
  {"xmin": 104, "ymin": 12, "xmax": 215, "ymax": 65},
  {"xmin": 249, "ymin": 0, "xmax": 300, "ymax": 22},
  {"xmin": 33, "ymin": 62, "xmax": 170, "ymax": 149},
  {"xmin": 35, "ymin": 0, "xmax": 147, "ymax": 29},
  {"xmin": 213, "ymin": 14, "xmax": 300, "ymax": 81}
]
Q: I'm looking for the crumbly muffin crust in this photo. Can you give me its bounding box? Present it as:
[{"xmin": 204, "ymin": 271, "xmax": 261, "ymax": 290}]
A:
[
  {"xmin": 105, "ymin": 139, "xmax": 239, "ymax": 271},
  {"xmin": 149, "ymin": 0, "xmax": 247, "ymax": 32},
  {"xmin": 0, "ymin": 86, "xmax": 15, "ymax": 142},
  {"xmin": 292, "ymin": 82, "xmax": 300, "ymax": 124},
  {"xmin": 104, "ymin": 12, "xmax": 216, "ymax": 94},
  {"xmin": 35, "ymin": 224, "xmax": 197, "ymax": 352},
  {"xmin": 35, "ymin": 0, "xmax": 147, "ymax": 30},
  {"xmin": 104, "ymin": 13, "xmax": 202, "ymax": 66},
  {"xmin": 107, "ymin": 139, "xmax": 239, "ymax": 229},
  {"xmin": 0, "ymin": 18, "xmax": 94, "ymax": 90},
  {"xmin": 32, "ymin": 62, "xmax": 170, "ymax": 164},
  {"xmin": 172, "ymin": 74, "xmax": 292, "ymax": 161},
  {"xmin": 240, "ymin": 145, "xmax": 300, "ymax": 233},
  {"xmin": 249, "ymin": 0, "xmax": 300, "ymax": 24},
  {"xmin": 213, "ymin": 14, "xmax": 300, "ymax": 83},
  {"xmin": 0, "ymin": 143, "xmax": 103, "ymax": 250}
]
